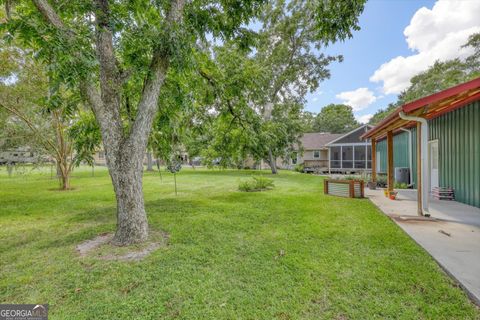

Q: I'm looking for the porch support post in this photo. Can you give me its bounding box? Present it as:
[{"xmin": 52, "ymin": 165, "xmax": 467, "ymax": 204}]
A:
[
  {"xmin": 387, "ymin": 131, "xmax": 394, "ymax": 193},
  {"xmin": 371, "ymin": 138, "xmax": 377, "ymax": 182},
  {"xmin": 416, "ymin": 122, "xmax": 423, "ymax": 216}
]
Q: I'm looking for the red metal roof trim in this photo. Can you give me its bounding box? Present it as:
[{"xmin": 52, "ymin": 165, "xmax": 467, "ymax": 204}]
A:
[
  {"xmin": 362, "ymin": 76, "xmax": 480, "ymax": 140},
  {"xmin": 424, "ymin": 91, "xmax": 480, "ymax": 120},
  {"xmin": 403, "ymin": 77, "xmax": 480, "ymax": 113}
]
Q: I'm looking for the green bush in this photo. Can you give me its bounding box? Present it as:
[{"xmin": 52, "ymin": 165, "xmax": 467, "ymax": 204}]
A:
[
  {"xmin": 239, "ymin": 176, "xmax": 274, "ymax": 192},
  {"xmin": 343, "ymin": 175, "xmax": 361, "ymax": 181},
  {"xmin": 376, "ymin": 174, "xmax": 387, "ymax": 188},
  {"xmin": 294, "ymin": 163, "xmax": 304, "ymax": 172},
  {"xmin": 394, "ymin": 182, "xmax": 408, "ymax": 189},
  {"xmin": 238, "ymin": 180, "xmax": 256, "ymax": 192}
]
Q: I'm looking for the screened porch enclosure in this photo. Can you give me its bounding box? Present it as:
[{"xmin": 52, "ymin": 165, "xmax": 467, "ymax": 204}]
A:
[{"xmin": 329, "ymin": 145, "xmax": 372, "ymax": 170}]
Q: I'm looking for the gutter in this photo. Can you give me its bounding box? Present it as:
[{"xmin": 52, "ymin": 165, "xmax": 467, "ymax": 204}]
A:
[{"xmin": 399, "ymin": 112, "xmax": 429, "ymax": 215}]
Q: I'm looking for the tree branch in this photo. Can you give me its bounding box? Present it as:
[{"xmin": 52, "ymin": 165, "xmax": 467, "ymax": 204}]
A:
[
  {"xmin": 93, "ymin": 0, "xmax": 123, "ymax": 140},
  {"xmin": 32, "ymin": 0, "xmax": 125, "ymax": 164},
  {"xmin": 127, "ymin": 0, "xmax": 186, "ymax": 152},
  {"xmin": 0, "ymin": 102, "xmax": 61, "ymax": 158},
  {"xmin": 32, "ymin": 0, "xmax": 68, "ymax": 30},
  {"xmin": 32, "ymin": 0, "xmax": 102, "ymax": 114}
]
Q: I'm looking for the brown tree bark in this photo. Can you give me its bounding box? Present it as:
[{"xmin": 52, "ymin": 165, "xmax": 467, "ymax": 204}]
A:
[
  {"xmin": 56, "ymin": 160, "xmax": 71, "ymax": 190},
  {"xmin": 60, "ymin": 171, "xmax": 70, "ymax": 190},
  {"xmin": 33, "ymin": 0, "xmax": 185, "ymax": 245},
  {"xmin": 262, "ymin": 102, "xmax": 278, "ymax": 175},
  {"xmin": 146, "ymin": 152, "xmax": 154, "ymax": 171},
  {"xmin": 267, "ymin": 149, "xmax": 278, "ymax": 174},
  {"xmin": 109, "ymin": 153, "xmax": 148, "ymax": 245}
]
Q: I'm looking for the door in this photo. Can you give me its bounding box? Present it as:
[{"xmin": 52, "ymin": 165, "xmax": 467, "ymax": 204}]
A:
[{"xmin": 429, "ymin": 140, "xmax": 439, "ymax": 192}]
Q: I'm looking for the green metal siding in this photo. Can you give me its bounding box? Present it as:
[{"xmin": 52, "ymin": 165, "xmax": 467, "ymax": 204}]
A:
[
  {"xmin": 411, "ymin": 127, "xmax": 417, "ymax": 188},
  {"xmin": 429, "ymin": 100, "xmax": 480, "ymax": 207},
  {"xmin": 377, "ymin": 131, "xmax": 411, "ymax": 174},
  {"xmin": 377, "ymin": 100, "xmax": 480, "ymax": 207}
]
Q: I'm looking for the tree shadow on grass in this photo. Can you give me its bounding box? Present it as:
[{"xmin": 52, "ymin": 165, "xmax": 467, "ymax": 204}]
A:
[
  {"xmin": 30, "ymin": 198, "xmax": 205, "ymax": 251},
  {"xmin": 4, "ymin": 191, "xmax": 247, "ymax": 256}
]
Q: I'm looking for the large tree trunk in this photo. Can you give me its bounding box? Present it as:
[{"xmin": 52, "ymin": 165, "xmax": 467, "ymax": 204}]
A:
[
  {"xmin": 146, "ymin": 151, "xmax": 154, "ymax": 171},
  {"xmin": 267, "ymin": 149, "xmax": 278, "ymax": 174},
  {"xmin": 31, "ymin": 0, "xmax": 185, "ymax": 246},
  {"xmin": 110, "ymin": 153, "xmax": 148, "ymax": 245}
]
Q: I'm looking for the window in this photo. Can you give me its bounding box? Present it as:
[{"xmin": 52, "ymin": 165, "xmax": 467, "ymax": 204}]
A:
[
  {"xmin": 313, "ymin": 150, "xmax": 320, "ymax": 158},
  {"xmin": 354, "ymin": 146, "xmax": 366, "ymax": 158},
  {"xmin": 330, "ymin": 147, "xmax": 341, "ymax": 168},
  {"xmin": 342, "ymin": 146, "xmax": 353, "ymax": 169},
  {"xmin": 354, "ymin": 146, "xmax": 367, "ymax": 168},
  {"xmin": 98, "ymin": 151, "xmax": 105, "ymax": 160}
]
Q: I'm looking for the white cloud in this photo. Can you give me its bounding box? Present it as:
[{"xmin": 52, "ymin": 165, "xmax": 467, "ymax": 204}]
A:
[
  {"xmin": 370, "ymin": 0, "xmax": 480, "ymax": 95},
  {"xmin": 356, "ymin": 114, "xmax": 373, "ymax": 124},
  {"xmin": 335, "ymin": 87, "xmax": 377, "ymax": 111},
  {"xmin": 0, "ymin": 73, "xmax": 18, "ymax": 86}
]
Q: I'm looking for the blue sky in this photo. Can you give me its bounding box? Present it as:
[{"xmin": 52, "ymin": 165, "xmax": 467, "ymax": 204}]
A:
[{"xmin": 304, "ymin": 0, "xmax": 480, "ymax": 123}]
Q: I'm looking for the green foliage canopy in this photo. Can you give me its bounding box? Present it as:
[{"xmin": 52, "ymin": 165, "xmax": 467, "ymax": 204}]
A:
[{"xmin": 313, "ymin": 104, "xmax": 359, "ymax": 133}]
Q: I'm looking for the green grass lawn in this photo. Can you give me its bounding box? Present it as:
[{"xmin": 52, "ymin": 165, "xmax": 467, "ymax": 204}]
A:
[{"xmin": 0, "ymin": 166, "xmax": 479, "ymax": 319}]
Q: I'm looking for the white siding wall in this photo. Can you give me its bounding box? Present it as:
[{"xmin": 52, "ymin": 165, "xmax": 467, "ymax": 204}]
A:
[{"xmin": 297, "ymin": 149, "xmax": 328, "ymax": 163}]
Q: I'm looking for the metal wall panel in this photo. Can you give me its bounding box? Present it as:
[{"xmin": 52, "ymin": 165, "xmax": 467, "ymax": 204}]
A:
[
  {"xmin": 429, "ymin": 100, "xmax": 480, "ymax": 207},
  {"xmin": 378, "ymin": 100, "xmax": 480, "ymax": 207},
  {"xmin": 376, "ymin": 131, "xmax": 411, "ymax": 174}
]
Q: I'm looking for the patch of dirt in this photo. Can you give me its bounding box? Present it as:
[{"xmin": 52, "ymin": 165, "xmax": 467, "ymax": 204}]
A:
[
  {"xmin": 76, "ymin": 231, "xmax": 168, "ymax": 261},
  {"xmin": 76, "ymin": 233, "xmax": 112, "ymax": 256}
]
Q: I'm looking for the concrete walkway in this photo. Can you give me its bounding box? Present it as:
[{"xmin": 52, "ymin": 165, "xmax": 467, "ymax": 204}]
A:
[{"xmin": 366, "ymin": 188, "xmax": 480, "ymax": 305}]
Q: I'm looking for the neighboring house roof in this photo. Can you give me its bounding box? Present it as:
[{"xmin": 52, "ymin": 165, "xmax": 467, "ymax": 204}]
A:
[
  {"xmin": 296, "ymin": 132, "xmax": 342, "ymax": 150},
  {"xmin": 326, "ymin": 124, "xmax": 373, "ymax": 146}
]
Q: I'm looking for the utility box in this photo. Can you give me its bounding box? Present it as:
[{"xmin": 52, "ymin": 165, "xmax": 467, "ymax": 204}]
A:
[{"xmin": 395, "ymin": 167, "xmax": 410, "ymax": 185}]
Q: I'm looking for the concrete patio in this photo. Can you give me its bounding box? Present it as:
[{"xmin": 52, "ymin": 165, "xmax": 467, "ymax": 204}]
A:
[{"xmin": 366, "ymin": 188, "xmax": 480, "ymax": 305}]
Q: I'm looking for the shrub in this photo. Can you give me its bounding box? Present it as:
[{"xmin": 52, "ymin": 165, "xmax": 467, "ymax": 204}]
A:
[
  {"xmin": 343, "ymin": 175, "xmax": 361, "ymax": 181},
  {"xmin": 294, "ymin": 163, "xmax": 304, "ymax": 172},
  {"xmin": 394, "ymin": 182, "xmax": 408, "ymax": 189},
  {"xmin": 253, "ymin": 176, "xmax": 274, "ymax": 189},
  {"xmin": 239, "ymin": 176, "xmax": 274, "ymax": 192},
  {"xmin": 238, "ymin": 180, "xmax": 256, "ymax": 192},
  {"xmin": 376, "ymin": 174, "xmax": 387, "ymax": 188}
]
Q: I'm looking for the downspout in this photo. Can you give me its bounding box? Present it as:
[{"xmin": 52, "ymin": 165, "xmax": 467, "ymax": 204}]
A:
[
  {"xmin": 399, "ymin": 112, "xmax": 429, "ymax": 214},
  {"xmin": 399, "ymin": 128, "xmax": 413, "ymax": 186}
]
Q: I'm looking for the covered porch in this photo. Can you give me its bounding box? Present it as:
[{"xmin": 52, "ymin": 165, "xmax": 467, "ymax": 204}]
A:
[
  {"xmin": 363, "ymin": 77, "xmax": 480, "ymax": 216},
  {"xmin": 366, "ymin": 188, "xmax": 480, "ymax": 305}
]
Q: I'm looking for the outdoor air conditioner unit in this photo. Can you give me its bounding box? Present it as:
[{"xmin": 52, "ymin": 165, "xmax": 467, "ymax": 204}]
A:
[{"xmin": 395, "ymin": 167, "xmax": 410, "ymax": 185}]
